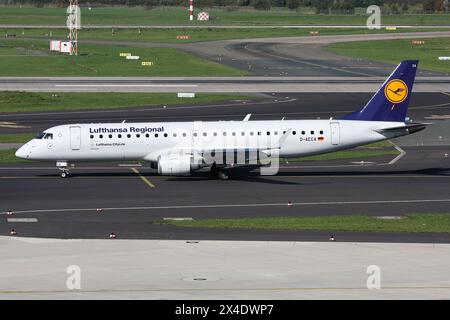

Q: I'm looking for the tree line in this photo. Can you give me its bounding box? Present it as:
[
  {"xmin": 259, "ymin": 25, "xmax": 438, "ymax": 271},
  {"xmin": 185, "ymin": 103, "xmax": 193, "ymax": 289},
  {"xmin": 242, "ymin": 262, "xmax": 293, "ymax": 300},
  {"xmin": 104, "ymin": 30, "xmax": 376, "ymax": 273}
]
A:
[{"xmin": 1, "ymin": 0, "xmax": 449, "ymax": 13}]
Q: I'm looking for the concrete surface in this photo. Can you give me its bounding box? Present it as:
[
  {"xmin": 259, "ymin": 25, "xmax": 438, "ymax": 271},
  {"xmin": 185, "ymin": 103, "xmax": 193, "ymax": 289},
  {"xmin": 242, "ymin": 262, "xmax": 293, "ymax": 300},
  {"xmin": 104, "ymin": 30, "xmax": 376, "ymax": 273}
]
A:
[{"xmin": 1, "ymin": 236, "xmax": 449, "ymax": 299}]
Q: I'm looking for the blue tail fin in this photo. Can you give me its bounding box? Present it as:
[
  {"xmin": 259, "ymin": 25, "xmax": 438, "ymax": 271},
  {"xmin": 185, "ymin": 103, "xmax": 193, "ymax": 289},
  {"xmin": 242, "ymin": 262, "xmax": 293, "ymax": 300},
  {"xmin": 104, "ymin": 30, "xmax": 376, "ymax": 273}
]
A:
[{"xmin": 341, "ymin": 60, "xmax": 418, "ymax": 122}]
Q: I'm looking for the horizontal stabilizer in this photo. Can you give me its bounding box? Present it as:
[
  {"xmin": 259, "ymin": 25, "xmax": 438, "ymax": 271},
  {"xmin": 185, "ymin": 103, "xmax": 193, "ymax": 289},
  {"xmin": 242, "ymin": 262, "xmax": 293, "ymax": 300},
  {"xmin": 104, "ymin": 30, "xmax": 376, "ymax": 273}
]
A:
[{"xmin": 375, "ymin": 123, "xmax": 430, "ymax": 135}]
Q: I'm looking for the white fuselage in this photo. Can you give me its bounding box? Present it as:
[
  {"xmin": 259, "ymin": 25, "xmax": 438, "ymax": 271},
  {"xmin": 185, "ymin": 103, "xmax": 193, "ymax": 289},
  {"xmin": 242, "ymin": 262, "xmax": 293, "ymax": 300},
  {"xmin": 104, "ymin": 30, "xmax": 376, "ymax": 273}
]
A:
[{"xmin": 16, "ymin": 119, "xmax": 402, "ymax": 166}]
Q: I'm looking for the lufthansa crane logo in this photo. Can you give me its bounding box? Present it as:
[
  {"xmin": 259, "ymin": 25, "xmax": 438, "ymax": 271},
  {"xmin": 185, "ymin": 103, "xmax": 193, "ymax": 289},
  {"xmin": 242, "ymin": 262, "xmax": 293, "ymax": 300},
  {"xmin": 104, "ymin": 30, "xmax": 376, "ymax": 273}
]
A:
[{"xmin": 384, "ymin": 79, "xmax": 408, "ymax": 104}]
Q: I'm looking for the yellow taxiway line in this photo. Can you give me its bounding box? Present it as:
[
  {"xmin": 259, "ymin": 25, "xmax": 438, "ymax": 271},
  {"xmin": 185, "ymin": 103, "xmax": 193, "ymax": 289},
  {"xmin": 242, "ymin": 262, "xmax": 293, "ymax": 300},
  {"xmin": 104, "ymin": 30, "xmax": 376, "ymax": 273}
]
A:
[{"xmin": 131, "ymin": 167, "xmax": 156, "ymax": 188}]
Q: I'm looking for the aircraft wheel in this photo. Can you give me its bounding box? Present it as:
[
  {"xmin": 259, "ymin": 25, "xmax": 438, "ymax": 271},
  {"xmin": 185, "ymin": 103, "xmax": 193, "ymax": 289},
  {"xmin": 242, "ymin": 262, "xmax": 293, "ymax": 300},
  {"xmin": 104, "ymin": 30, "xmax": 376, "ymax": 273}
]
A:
[
  {"xmin": 60, "ymin": 171, "xmax": 69, "ymax": 178},
  {"xmin": 217, "ymin": 170, "xmax": 229, "ymax": 180}
]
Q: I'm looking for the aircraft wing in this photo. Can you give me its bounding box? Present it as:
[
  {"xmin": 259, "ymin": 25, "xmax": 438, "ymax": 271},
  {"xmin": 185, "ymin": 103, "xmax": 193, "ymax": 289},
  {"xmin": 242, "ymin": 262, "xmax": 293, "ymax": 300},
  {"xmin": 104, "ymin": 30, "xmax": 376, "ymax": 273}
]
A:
[
  {"xmin": 148, "ymin": 129, "xmax": 292, "ymax": 168},
  {"xmin": 185, "ymin": 129, "xmax": 292, "ymax": 167}
]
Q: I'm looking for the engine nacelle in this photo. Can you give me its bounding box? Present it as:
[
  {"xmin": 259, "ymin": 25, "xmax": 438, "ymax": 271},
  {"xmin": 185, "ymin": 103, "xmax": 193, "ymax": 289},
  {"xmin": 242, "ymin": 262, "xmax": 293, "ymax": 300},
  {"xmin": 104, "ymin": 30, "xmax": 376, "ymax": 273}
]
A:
[{"xmin": 157, "ymin": 154, "xmax": 199, "ymax": 176}]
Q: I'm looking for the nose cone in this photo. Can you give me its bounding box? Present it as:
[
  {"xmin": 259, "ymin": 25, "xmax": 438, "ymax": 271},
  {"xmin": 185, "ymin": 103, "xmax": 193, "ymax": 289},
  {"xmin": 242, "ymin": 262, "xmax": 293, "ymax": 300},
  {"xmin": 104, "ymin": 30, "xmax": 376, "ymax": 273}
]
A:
[{"xmin": 15, "ymin": 145, "xmax": 29, "ymax": 159}]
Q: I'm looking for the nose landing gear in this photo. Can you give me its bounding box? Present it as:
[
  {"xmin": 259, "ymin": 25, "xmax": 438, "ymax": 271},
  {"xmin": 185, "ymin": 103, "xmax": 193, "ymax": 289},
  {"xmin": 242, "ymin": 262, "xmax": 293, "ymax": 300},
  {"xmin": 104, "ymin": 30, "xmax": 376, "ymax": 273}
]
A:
[
  {"xmin": 60, "ymin": 169, "xmax": 70, "ymax": 178},
  {"xmin": 56, "ymin": 161, "xmax": 70, "ymax": 178}
]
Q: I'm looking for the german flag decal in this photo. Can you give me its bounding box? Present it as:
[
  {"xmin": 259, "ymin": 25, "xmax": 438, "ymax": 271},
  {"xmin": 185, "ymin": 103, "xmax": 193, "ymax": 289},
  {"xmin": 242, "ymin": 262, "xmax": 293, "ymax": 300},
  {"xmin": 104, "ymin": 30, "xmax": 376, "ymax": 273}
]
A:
[{"xmin": 318, "ymin": 137, "xmax": 324, "ymax": 141}]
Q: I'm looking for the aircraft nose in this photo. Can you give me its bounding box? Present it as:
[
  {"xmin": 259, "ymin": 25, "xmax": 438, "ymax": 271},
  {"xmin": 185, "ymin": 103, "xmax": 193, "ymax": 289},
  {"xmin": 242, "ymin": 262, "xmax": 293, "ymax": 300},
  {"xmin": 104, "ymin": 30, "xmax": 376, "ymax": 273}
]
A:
[{"xmin": 15, "ymin": 145, "xmax": 29, "ymax": 159}]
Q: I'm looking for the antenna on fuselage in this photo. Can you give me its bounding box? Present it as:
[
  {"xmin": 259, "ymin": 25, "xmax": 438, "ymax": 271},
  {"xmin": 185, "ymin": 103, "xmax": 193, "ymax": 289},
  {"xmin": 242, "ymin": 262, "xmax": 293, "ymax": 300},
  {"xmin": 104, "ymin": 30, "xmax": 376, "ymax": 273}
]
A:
[{"xmin": 122, "ymin": 120, "xmax": 126, "ymax": 123}]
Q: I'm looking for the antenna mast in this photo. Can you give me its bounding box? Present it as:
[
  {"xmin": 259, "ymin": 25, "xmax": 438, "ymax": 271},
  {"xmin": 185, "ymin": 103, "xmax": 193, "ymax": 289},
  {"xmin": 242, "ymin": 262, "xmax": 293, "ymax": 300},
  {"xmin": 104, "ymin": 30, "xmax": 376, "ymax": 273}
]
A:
[{"xmin": 68, "ymin": 0, "xmax": 79, "ymax": 55}]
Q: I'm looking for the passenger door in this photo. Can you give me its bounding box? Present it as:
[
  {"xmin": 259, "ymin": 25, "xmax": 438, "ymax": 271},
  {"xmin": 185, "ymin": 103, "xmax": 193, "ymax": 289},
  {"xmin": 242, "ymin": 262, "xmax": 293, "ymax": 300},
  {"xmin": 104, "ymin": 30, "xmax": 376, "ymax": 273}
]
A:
[
  {"xmin": 70, "ymin": 126, "xmax": 81, "ymax": 150},
  {"xmin": 330, "ymin": 122, "xmax": 340, "ymax": 146}
]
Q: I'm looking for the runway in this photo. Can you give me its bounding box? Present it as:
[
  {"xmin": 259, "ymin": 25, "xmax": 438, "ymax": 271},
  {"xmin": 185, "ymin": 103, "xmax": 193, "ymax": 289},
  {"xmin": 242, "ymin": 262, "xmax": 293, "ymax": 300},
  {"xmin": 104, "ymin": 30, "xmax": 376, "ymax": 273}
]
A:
[
  {"xmin": 1, "ymin": 92, "xmax": 450, "ymax": 242},
  {"xmin": 0, "ymin": 76, "xmax": 449, "ymax": 93},
  {"xmin": 1, "ymin": 92, "xmax": 449, "ymax": 134},
  {"xmin": 0, "ymin": 148, "xmax": 450, "ymax": 243}
]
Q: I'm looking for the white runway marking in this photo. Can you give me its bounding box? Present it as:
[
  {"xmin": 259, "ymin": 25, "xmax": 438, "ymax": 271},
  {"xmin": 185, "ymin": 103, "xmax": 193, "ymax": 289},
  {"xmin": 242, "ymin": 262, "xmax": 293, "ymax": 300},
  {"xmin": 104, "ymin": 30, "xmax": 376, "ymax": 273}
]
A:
[
  {"xmin": 54, "ymin": 84, "xmax": 198, "ymax": 88},
  {"xmin": 7, "ymin": 218, "xmax": 38, "ymax": 222},
  {"xmin": 2, "ymin": 199, "xmax": 450, "ymax": 215}
]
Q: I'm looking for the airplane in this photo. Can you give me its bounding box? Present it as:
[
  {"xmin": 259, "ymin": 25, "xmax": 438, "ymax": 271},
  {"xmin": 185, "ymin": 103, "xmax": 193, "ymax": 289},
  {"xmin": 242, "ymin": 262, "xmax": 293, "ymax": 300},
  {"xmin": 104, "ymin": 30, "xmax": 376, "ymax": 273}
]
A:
[{"xmin": 15, "ymin": 60, "xmax": 428, "ymax": 179}]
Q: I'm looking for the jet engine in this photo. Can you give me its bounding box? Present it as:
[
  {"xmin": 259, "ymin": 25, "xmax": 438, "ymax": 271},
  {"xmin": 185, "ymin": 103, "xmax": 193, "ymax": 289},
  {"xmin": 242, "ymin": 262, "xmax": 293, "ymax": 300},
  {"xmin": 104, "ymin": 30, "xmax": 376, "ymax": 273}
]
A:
[{"xmin": 157, "ymin": 154, "xmax": 200, "ymax": 175}]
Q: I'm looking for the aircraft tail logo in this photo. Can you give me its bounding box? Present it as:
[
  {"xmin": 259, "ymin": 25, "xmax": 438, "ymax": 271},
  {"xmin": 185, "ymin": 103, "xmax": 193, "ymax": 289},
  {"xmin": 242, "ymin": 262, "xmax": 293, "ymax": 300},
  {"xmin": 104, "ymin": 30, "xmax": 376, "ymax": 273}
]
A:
[{"xmin": 341, "ymin": 60, "xmax": 418, "ymax": 122}]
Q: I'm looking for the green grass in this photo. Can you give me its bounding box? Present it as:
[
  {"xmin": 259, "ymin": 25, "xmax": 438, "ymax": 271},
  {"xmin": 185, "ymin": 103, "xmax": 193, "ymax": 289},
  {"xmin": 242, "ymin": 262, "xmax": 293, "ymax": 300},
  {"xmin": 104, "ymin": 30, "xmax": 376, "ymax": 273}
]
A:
[
  {"xmin": 327, "ymin": 37, "xmax": 450, "ymax": 74},
  {"xmin": 0, "ymin": 149, "xmax": 27, "ymax": 163},
  {"xmin": 1, "ymin": 6, "xmax": 449, "ymax": 26},
  {"xmin": 4, "ymin": 27, "xmax": 449, "ymax": 43},
  {"xmin": 0, "ymin": 91, "xmax": 252, "ymax": 113},
  {"xmin": 161, "ymin": 213, "xmax": 450, "ymax": 233},
  {"xmin": 285, "ymin": 141, "xmax": 398, "ymax": 162},
  {"xmin": 286, "ymin": 149, "xmax": 398, "ymax": 162},
  {"xmin": 0, "ymin": 133, "xmax": 35, "ymax": 143},
  {"xmin": 0, "ymin": 40, "xmax": 246, "ymax": 76}
]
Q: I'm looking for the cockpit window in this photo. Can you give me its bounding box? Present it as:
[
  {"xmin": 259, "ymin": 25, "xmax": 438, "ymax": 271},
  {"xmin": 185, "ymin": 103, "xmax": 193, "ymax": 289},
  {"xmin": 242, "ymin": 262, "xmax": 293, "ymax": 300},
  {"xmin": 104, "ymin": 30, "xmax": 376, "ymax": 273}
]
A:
[{"xmin": 36, "ymin": 132, "xmax": 53, "ymax": 140}]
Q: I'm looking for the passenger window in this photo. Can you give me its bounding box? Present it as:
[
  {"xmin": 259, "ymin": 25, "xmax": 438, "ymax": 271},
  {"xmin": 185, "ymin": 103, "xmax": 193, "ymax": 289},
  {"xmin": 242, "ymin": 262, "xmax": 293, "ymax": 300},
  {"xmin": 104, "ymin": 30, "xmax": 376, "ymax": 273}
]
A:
[
  {"xmin": 320, "ymin": 130, "xmax": 324, "ymax": 135},
  {"xmin": 127, "ymin": 134, "xmax": 131, "ymax": 138},
  {"xmin": 267, "ymin": 131, "xmax": 270, "ymax": 136},
  {"xmin": 90, "ymin": 135, "xmax": 94, "ymax": 139},
  {"xmin": 173, "ymin": 133, "xmax": 177, "ymax": 137},
  {"xmin": 183, "ymin": 133, "xmax": 187, "ymax": 137},
  {"xmin": 99, "ymin": 135, "xmax": 103, "ymax": 139},
  {"xmin": 257, "ymin": 132, "xmax": 261, "ymax": 136},
  {"xmin": 136, "ymin": 134, "xmax": 140, "ymax": 138},
  {"xmin": 292, "ymin": 131, "xmax": 296, "ymax": 135},
  {"xmin": 241, "ymin": 132, "xmax": 245, "ymax": 136},
  {"xmin": 311, "ymin": 131, "xmax": 314, "ymax": 135},
  {"xmin": 302, "ymin": 131, "xmax": 305, "ymax": 135},
  {"xmin": 109, "ymin": 134, "xmax": 112, "ymax": 138},
  {"xmin": 250, "ymin": 132, "xmax": 254, "ymax": 136},
  {"xmin": 145, "ymin": 134, "xmax": 149, "ymax": 138},
  {"xmin": 203, "ymin": 132, "xmax": 207, "ymax": 137},
  {"xmin": 232, "ymin": 132, "xmax": 236, "ymax": 136},
  {"xmin": 274, "ymin": 131, "xmax": 278, "ymax": 135},
  {"xmin": 118, "ymin": 134, "xmax": 122, "ymax": 138},
  {"xmin": 155, "ymin": 134, "xmax": 158, "ymax": 138},
  {"xmin": 164, "ymin": 133, "xmax": 168, "ymax": 137},
  {"xmin": 223, "ymin": 132, "xmax": 227, "ymax": 136}
]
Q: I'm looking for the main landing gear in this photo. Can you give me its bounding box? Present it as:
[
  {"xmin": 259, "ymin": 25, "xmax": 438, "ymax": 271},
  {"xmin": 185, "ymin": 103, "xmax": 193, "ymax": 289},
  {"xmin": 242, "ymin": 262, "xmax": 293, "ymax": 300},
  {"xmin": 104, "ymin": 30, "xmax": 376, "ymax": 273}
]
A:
[
  {"xmin": 217, "ymin": 170, "xmax": 229, "ymax": 180},
  {"xmin": 210, "ymin": 163, "xmax": 230, "ymax": 180}
]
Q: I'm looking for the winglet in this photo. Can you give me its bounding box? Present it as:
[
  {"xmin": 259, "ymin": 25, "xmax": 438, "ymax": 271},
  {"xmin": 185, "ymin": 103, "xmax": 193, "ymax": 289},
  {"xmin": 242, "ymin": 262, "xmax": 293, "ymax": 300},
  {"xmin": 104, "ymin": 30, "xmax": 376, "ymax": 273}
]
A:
[{"xmin": 243, "ymin": 114, "xmax": 251, "ymax": 121}]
